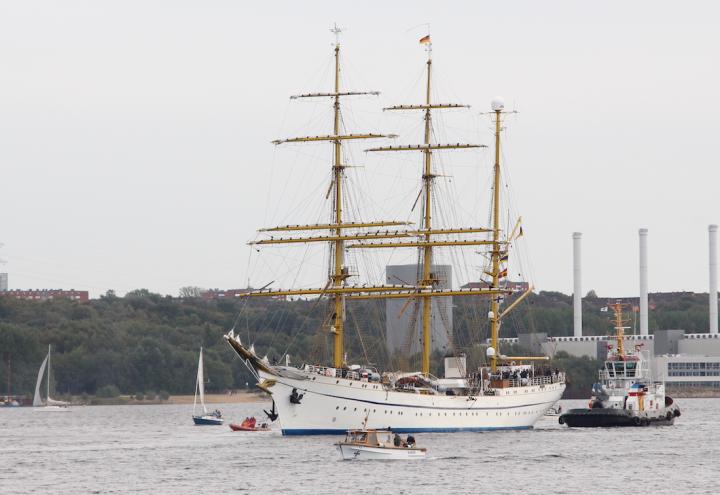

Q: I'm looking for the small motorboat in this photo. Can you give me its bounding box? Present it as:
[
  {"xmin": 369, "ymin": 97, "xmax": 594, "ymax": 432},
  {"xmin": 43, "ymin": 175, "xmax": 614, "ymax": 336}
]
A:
[
  {"xmin": 545, "ymin": 402, "xmax": 562, "ymax": 416},
  {"xmin": 336, "ymin": 429, "xmax": 426, "ymax": 460},
  {"xmin": 229, "ymin": 417, "xmax": 271, "ymax": 432}
]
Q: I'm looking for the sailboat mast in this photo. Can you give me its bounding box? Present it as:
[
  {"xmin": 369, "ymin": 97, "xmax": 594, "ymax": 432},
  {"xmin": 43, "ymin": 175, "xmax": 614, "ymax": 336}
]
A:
[
  {"xmin": 490, "ymin": 107, "xmax": 503, "ymax": 372},
  {"xmin": 47, "ymin": 344, "xmax": 51, "ymax": 400},
  {"xmin": 331, "ymin": 41, "xmax": 345, "ymax": 369},
  {"xmin": 421, "ymin": 50, "xmax": 434, "ymax": 376}
]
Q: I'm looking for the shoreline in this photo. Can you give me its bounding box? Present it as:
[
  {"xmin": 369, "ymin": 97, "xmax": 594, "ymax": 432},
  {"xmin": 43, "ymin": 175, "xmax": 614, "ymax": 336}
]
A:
[{"xmin": 6, "ymin": 391, "xmax": 268, "ymax": 407}]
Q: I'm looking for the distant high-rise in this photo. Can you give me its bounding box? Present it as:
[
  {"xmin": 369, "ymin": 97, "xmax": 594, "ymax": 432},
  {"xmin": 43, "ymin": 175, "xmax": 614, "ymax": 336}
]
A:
[
  {"xmin": 0, "ymin": 273, "xmax": 7, "ymax": 291},
  {"xmin": 385, "ymin": 264, "xmax": 452, "ymax": 355}
]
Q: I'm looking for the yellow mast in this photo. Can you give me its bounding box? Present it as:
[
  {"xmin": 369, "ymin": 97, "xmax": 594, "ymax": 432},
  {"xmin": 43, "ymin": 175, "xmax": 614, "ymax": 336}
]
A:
[
  {"xmin": 490, "ymin": 101, "xmax": 503, "ymax": 372},
  {"xmin": 331, "ymin": 39, "xmax": 345, "ymax": 368},
  {"xmin": 257, "ymin": 34, "xmax": 527, "ymax": 375},
  {"xmin": 363, "ymin": 35, "xmax": 485, "ymax": 376},
  {"xmin": 608, "ymin": 302, "xmax": 629, "ymax": 357},
  {"xmin": 420, "ymin": 47, "xmax": 434, "ymax": 376}
]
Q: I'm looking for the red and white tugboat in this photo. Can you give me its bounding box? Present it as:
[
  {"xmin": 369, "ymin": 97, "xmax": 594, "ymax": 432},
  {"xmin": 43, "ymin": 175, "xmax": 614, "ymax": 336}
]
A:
[{"xmin": 559, "ymin": 302, "xmax": 681, "ymax": 427}]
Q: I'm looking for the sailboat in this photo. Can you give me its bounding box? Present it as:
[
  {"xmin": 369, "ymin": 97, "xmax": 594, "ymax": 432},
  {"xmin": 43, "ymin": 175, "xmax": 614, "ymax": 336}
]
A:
[
  {"xmin": 225, "ymin": 30, "xmax": 565, "ymax": 435},
  {"xmin": 33, "ymin": 345, "xmax": 70, "ymax": 411},
  {"xmin": 192, "ymin": 347, "xmax": 223, "ymax": 425}
]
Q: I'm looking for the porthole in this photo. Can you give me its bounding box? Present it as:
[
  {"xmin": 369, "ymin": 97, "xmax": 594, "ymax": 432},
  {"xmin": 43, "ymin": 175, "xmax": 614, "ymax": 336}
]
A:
[{"xmin": 336, "ymin": 406, "xmax": 339, "ymax": 410}]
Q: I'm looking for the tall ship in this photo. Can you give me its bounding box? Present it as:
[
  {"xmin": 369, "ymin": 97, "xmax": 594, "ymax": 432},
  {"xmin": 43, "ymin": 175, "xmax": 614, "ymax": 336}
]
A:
[
  {"xmin": 226, "ymin": 29, "xmax": 565, "ymax": 435},
  {"xmin": 559, "ymin": 302, "xmax": 681, "ymax": 427}
]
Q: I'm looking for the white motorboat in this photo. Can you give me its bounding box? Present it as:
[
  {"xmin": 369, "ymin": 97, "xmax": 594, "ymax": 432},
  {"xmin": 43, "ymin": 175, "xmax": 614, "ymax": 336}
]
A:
[
  {"xmin": 544, "ymin": 402, "xmax": 562, "ymax": 416},
  {"xmin": 336, "ymin": 429, "xmax": 426, "ymax": 460}
]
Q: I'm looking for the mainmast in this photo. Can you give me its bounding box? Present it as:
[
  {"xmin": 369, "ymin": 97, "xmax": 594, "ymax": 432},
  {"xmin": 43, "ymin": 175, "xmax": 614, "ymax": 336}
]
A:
[
  {"xmin": 420, "ymin": 44, "xmax": 434, "ymax": 377},
  {"xmin": 331, "ymin": 30, "xmax": 345, "ymax": 368},
  {"xmin": 365, "ymin": 36, "xmax": 488, "ymax": 376}
]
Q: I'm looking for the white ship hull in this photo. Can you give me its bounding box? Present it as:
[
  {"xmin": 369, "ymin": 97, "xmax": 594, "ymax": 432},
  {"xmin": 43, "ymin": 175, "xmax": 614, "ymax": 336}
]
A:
[{"xmin": 262, "ymin": 369, "xmax": 564, "ymax": 435}]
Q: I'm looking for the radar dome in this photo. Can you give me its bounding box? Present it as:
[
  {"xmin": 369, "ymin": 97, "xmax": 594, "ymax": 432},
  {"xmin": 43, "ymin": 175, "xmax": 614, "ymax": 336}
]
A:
[
  {"xmin": 486, "ymin": 347, "xmax": 496, "ymax": 358},
  {"xmin": 491, "ymin": 97, "xmax": 505, "ymax": 111}
]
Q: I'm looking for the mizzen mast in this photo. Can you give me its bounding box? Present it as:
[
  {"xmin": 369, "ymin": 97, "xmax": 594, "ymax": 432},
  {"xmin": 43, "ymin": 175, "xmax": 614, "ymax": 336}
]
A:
[{"xmin": 489, "ymin": 99, "xmax": 504, "ymax": 372}]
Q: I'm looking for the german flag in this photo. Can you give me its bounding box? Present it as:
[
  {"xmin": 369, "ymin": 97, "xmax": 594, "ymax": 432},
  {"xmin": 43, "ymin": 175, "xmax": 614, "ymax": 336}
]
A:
[{"xmin": 419, "ymin": 35, "xmax": 431, "ymax": 45}]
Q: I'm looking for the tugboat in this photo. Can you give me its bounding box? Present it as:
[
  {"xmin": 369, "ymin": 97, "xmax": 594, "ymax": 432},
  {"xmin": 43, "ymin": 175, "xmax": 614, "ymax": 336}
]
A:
[{"xmin": 559, "ymin": 302, "xmax": 681, "ymax": 427}]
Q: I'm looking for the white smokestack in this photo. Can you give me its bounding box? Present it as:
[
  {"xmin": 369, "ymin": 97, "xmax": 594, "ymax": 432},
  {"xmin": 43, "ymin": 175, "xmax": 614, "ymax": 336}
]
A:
[
  {"xmin": 573, "ymin": 232, "xmax": 582, "ymax": 337},
  {"xmin": 710, "ymin": 225, "xmax": 718, "ymax": 334},
  {"xmin": 639, "ymin": 228, "xmax": 649, "ymax": 336}
]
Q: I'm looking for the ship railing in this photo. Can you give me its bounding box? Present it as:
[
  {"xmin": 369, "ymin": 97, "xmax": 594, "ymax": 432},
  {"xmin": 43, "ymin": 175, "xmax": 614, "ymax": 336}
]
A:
[
  {"xmin": 303, "ymin": 364, "xmax": 364, "ymax": 381},
  {"xmin": 303, "ymin": 364, "xmax": 342, "ymax": 378},
  {"xmin": 502, "ymin": 373, "xmax": 565, "ymax": 388}
]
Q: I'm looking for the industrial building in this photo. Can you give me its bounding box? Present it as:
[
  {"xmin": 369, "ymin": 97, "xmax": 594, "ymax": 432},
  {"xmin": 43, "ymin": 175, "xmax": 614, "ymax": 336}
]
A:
[
  {"xmin": 385, "ymin": 264, "xmax": 452, "ymax": 355},
  {"xmin": 501, "ymin": 225, "xmax": 720, "ymax": 391}
]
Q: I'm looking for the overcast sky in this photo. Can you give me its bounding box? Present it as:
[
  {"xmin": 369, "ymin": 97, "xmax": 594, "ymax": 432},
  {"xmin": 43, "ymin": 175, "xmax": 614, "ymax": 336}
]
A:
[{"xmin": 1, "ymin": 1, "xmax": 718, "ymax": 298}]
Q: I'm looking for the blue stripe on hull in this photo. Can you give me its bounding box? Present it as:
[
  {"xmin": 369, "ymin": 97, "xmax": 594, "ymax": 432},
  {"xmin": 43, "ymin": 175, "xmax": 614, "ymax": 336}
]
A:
[
  {"xmin": 282, "ymin": 425, "xmax": 533, "ymax": 436},
  {"xmin": 193, "ymin": 417, "xmax": 223, "ymax": 425}
]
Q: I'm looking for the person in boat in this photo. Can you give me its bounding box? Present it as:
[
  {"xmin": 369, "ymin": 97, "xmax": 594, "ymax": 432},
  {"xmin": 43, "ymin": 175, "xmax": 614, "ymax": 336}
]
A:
[
  {"xmin": 406, "ymin": 435, "xmax": 416, "ymax": 448},
  {"xmin": 393, "ymin": 433, "xmax": 401, "ymax": 447}
]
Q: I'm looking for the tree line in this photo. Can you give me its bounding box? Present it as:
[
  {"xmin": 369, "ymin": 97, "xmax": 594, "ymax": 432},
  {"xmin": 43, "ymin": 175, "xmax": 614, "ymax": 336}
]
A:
[{"xmin": 0, "ymin": 289, "xmax": 713, "ymax": 398}]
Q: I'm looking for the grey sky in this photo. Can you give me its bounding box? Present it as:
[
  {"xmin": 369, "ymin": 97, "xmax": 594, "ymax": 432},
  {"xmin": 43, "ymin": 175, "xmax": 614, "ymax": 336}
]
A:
[{"xmin": 1, "ymin": 1, "xmax": 718, "ymax": 298}]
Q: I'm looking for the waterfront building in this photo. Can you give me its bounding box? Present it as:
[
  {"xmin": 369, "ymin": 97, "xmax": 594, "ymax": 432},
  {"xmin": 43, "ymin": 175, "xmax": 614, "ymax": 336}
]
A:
[{"xmin": 1, "ymin": 289, "xmax": 89, "ymax": 302}]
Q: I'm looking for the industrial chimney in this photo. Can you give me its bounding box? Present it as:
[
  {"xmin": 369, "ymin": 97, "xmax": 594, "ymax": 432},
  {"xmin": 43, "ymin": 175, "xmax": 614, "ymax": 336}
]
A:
[
  {"xmin": 573, "ymin": 232, "xmax": 582, "ymax": 337},
  {"xmin": 639, "ymin": 228, "xmax": 649, "ymax": 336},
  {"xmin": 710, "ymin": 225, "xmax": 718, "ymax": 334}
]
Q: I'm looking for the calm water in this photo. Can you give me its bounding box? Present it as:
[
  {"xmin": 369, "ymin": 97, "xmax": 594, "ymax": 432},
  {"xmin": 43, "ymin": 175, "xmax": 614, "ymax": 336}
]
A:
[{"xmin": 1, "ymin": 399, "xmax": 719, "ymax": 494}]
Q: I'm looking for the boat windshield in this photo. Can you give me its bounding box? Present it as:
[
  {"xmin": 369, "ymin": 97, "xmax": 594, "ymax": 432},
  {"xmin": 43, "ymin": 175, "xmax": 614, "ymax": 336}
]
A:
[{"xmin": 605, "ymin": 361, "xmax": 637, "ymax": 378}]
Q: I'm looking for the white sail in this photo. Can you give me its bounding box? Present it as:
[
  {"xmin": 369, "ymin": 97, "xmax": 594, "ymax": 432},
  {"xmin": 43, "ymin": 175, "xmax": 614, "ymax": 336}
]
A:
[
  {"xmin": 33, "ymin": 354, "xmax": 49, "ymax": 407},
  {"xmin": 194, "ymin": 348, "xmax": 207, "ymax": 415}
]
